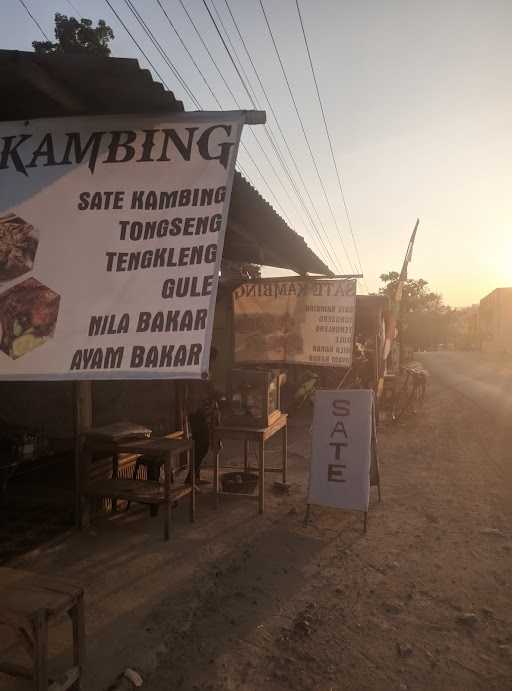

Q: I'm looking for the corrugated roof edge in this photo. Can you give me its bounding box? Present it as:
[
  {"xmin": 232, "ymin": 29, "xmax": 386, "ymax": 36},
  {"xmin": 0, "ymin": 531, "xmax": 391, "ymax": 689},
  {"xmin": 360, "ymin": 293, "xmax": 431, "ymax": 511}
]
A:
[
  {"xmin": 0, "ymin": 49, "xmax": 330, "ymax": 275},
  {"xmin": 0, "ymin": 49, "xmax": 184, "ymax": 118},
  {"xmin": 231, "ymin": 171, "xmax": 332, "ymax": 276}
]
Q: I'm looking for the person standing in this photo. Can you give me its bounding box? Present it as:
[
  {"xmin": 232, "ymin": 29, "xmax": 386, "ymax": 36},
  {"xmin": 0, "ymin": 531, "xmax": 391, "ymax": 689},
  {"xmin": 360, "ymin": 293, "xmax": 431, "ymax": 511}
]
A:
[{"xmin": 184, "ymin": 348, "xmax": 220, "ymax": 484}]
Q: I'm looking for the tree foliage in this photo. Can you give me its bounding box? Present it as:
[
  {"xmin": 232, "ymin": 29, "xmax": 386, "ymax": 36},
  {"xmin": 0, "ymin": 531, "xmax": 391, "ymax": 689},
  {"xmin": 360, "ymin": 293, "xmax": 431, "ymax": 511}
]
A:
[
  {"xmin": 33, "ymin": 14, "xmax": 114, "ymax": 56},
  {"xmin": 379, "ymin": 271, "xmax": 443, "ymax": 313}
]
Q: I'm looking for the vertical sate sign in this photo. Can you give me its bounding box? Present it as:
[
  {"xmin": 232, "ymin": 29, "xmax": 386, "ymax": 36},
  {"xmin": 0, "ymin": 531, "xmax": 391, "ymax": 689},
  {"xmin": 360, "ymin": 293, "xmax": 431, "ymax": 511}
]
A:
[
  {"xmin": 308, "ymin": 389, "xmax": 375, "ymax": 513},
  {"xmin": 0, "ymin": 111, "xmax": 247, "ymax": 381},
  {"xmin": 233, "ymin": 278, "xmax": 356, "ymax": 367}
]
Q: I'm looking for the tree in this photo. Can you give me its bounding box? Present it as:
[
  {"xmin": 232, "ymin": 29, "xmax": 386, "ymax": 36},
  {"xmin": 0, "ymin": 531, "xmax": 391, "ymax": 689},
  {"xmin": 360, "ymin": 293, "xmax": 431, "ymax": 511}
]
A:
[
  {"xmin": 33, "ymin": 14, "xmax": 114, "ymax": 56},
  {"xmin": 379, "ymin": 271, "xmax": 443, "ymax": 313},
  {"xmin": 379, "ymin": 272, "xmax": 452, "ymax": 350}
]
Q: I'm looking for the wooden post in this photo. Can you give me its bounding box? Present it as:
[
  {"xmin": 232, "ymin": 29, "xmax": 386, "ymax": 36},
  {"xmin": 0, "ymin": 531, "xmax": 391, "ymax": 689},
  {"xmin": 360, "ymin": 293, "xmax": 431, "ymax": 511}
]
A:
[
  {"xmin": 164, "ymin": 454, "xmax": 171, "ymax": 542},
  {"xmin": 111, "ymin": 454, "xmax": 119, "ymax": 513},
  {"xmin": 258, "ymin": 435, "xmax": 265, "ymax": 514},
  {"xmin": 71, "ymin": 597, "xmax": 86, "ymax": 689},
  {"xmin": 282, "ymin": 422, "xmax": 287, "ymax": 484},
  {"xmin": 33, "ymin": 609, "xmax": 48, "ymax": 691},
  {"xmin": 73, "ymin": 382, "xmax": 92, "ymax": 530},
  {"xmin": 244, "ymin": 440, "xmax": 249, "ymax": 472},
  {"xmin": 190, "ymin": 447, "xmax": 196, "ymax": 524},
  {"xmin": 214, "ymin": 435, "xmax": 220, "ymax": 509}
]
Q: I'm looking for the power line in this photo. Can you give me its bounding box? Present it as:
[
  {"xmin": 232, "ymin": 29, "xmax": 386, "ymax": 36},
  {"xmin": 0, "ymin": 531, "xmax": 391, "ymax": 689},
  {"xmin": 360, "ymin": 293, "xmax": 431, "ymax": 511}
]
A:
[
  {"xmin": 200, "ymin": 0, "xmax": 255, "ymax": 108},
  {"xmin": 122, "ymin": 0, "xmax": 201, "ymax": 108},
  {"xmin": 176, "ymin": 0, "xmax": 303, "ymax": 225},
  {"xmin": 176, "ymin": 0, "xmax": 319, "ymax": 230},
  {"xmin": 154, "ymin": 0, "xmax": 220, "ymax": 108},
  {"xmin": 65, "ymin": 0, "xmax": 81, "ymax": 16},
  {"xmin": 176, "ymin": 0, "xmax": 243, "ymax": 107},
  {"xmin": 172, "ymin": 0, "xmax": 333, "ymax": 266},
  {"xmin": 111, "ymin": 0, "xmax": 293, "ymax": 229},
  {"xmin": 204, "ymin": 0, "xmax": 339, "ymax": 268},
  {"xmin": 119, "ymin": 0, "xmax": 295, "ymax": 226},
  {"xmin": 295, "ymin": 0, "xmax": 367, "ymax": 290},
  {"xmin": 222, "ymin": 0, "xmax": 345, "ymax": 272},
  {"xmin": 110, "ymin": 0, "xmax": 333, "ymax": 268},
  {"xmin": 238, "ymin": 144, "xmax": 293, "ymax": 224},
  {"xmin": 17, "ymin": 0, "xmax": 50, "ymax": 41},
  {"xmin": 172, "ymin": 0, "xmax": 328, "ymax": 264},
  {"xmin": 201, "ymin": 0, "xmax": 339, "ymax": 269},
  {"xmin": 210, "ymin": 0, "xmax": 340, "ymax": 268},
  {"xmin": 209, "ymin": 0, "xmax": 259, "ymax": 108},
  {"xmin": 104, "ymin": 0, "xmax": 170, "ymax": 89},
  {"xmin": 258, "ymin": 0, "xmax": 357, "ymax": 275}
]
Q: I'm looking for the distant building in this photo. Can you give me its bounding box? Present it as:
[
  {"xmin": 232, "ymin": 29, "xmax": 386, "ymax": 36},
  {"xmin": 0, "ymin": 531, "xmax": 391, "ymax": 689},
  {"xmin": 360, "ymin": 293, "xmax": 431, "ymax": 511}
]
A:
[
  {"xmin": 479, "ymin": 288, "xmax": 512, "ymax": 353},
  {"xmin": 453, "ymin": 304, "xmax": 479, "ymax": 350}
]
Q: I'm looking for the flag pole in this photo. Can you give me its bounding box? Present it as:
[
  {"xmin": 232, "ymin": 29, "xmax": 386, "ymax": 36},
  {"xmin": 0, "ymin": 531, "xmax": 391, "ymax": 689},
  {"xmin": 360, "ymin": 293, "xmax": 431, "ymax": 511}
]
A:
[
  {"xmin": 383, "ymin": 218, "xmax": 421, "ymax": 365},
  {"xmin": 396, "ymin": 218, "xmax": 420, "ymax": 366}
]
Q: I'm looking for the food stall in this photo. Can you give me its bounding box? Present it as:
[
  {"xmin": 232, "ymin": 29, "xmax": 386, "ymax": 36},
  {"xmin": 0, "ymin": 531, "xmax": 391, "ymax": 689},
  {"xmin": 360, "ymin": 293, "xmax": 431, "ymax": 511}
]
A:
[{"xmin": 0, "ymin": 49, "xmax": 331, "ymax": 544}]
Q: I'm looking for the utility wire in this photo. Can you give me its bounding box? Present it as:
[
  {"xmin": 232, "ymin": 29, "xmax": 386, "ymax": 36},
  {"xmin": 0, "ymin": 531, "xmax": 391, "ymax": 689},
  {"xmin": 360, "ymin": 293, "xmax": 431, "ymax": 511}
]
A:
[
  {"xmin": 110, "ymin": 0, "xmax": 333, "ymax": 267},
  {"xmin": 65, "ymin": 0, "xmax": 81, "ymax": 16},
  {"xmin": 122, "ymin": 0, "xmax": 200, "ymax": 108},
  {"xmin": 172, "ymin": 0, "xmax": 333, "ymax": 265},
  {"xmin": 17, "ymin": 0, "xmax": 50, "ymax": 41},
  {"xmin": 156, "ymin": 0, "xmax": 300, "ymax": 223},
  {"xmin": 173, "ymin": 0, "xmax": 327, "ymax": 258},
  {"xmin": 238, "ymin": 145, "xmax": 292, "ymax": 224},
  {"xmin": 209, "ymin": 0, "xmax": 260, "ymax": 107},
  {"xmin": 104, "ymin": 0, "xmax": 169, "ymax": 89},
  {"xmin": 295, "ymin": 0, "xmax": 367, "ymax": 290},
  {"xmin": 176, "ymin": 0, "xmax": 244, "ymax": 107},
  {"xmin": 108, "ymin": 1, "xmax": 292, "ymax": 225},
  {"xmin": 201, "ymin": 0, "xmax": 339, "ymax": 269},
  {"xmin": 175, "ymin": 0, "xmax": 312, "ymax": 235},
  {"xmin": 222, "ymin": 0, "xmax": 345, "ymax": 272},
  {"xmin": 154, "ymin": 0, "xmax": 219, "ymax": 108},
  {"xmin": 258, "ymin": 0, "xmax": 357, "ymax": 275},
  {"xmin": 211, "ymin": 0, "xmax": 340, "ymax": 270}
]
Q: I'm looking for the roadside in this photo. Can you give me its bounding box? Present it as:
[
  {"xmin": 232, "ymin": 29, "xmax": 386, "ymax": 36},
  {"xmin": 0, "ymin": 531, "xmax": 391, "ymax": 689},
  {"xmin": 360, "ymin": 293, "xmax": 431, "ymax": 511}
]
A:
[
  {"xmin": 146, "ymin": 374, "xmax": 512, "ymax": 691},
  {"xmin": 2, "ymin": 370, "xmax": 512, "ymax": 690},
  {"xmin": 419, "ymin": 350, "xmax": 512, "ymax": 418}
]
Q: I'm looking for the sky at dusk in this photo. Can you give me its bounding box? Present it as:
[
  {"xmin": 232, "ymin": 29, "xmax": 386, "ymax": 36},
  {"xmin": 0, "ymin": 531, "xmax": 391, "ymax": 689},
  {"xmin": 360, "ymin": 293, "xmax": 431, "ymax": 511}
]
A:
[{"xmin": 2, "ymin": 0, "xmax": 511, "ymax": 306}]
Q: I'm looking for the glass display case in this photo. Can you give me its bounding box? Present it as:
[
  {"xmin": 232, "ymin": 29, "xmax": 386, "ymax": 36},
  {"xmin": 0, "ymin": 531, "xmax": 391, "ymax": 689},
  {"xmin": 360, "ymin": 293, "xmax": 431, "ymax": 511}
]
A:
[{"xmin": 222, "ymin": 368, "xmax": 285, "ymax": 428}]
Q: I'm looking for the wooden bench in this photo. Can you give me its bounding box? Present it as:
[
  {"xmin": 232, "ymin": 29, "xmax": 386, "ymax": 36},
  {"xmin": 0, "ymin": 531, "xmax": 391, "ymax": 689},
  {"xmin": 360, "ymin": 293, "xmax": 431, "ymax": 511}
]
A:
[
  {"xmin": 0, "ymin": 567, "xmax": 85, "ymax": 691},
  {"xmin": 84, "ymin": 436, "xmax": 195, "ymax": 541}
]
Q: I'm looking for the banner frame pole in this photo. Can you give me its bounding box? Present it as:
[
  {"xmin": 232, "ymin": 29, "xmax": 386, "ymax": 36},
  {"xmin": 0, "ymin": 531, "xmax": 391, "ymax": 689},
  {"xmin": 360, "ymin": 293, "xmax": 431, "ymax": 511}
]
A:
[{"xmin": 238, "ymin": 274, "xmax": 363, "ymax": 284}]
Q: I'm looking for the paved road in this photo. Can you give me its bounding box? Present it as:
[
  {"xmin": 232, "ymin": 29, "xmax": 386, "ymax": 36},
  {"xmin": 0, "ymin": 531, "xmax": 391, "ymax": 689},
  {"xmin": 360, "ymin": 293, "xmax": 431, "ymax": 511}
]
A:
[{"xmin": 418, "ymin": 350, "xmax": 512, "ymax": 419}]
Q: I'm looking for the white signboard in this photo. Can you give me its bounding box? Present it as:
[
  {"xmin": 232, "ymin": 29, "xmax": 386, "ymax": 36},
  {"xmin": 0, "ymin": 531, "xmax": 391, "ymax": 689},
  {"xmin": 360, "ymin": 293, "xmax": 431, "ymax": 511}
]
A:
[
  {"xmin": 0, "ymin": 111, "xmax": 246, "ymax": 381},
  {"xmin": 308, "ymin": 389, "xmax": 374, "ymax": 512},
  {"xmin": 233, "ymin": 279, "xmax": 356, "ymax": 367}
]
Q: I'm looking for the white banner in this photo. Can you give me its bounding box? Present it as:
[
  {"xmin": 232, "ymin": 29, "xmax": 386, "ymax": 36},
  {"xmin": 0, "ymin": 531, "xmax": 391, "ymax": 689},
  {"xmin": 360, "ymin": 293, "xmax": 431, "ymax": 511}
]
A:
[
  {"xmin": 0, "ymin": 111, "xmax": 246, "ymax": 380},
  {"xmin": 233, "ymin": 279, "xmax": 356, "ymax": 367},
  {"xmin": 308, "ymin": 389, "xmax": 374, "ymax": 512}
]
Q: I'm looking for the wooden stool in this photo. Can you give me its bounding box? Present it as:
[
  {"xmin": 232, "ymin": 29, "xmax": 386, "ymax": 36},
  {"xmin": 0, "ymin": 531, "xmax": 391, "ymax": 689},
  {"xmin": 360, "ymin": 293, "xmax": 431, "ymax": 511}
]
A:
[{"xmin": 0, "ymin": 567, "xmax": 85, "ymax": 691}]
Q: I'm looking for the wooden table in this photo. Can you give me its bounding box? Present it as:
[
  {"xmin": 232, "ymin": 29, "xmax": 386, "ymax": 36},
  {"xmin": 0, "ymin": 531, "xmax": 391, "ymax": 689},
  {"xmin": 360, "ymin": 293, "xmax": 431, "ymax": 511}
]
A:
[
  {"xmin": 213, "ymin": 413, "xmax": 288, "ymax": 514},
  {"xmin": 84, "ymin": 436, "xmax": 195, "ymax": 541},
  {"xmin": 0, "ymin": 567, "xmax": 85, "ymax": 691}
]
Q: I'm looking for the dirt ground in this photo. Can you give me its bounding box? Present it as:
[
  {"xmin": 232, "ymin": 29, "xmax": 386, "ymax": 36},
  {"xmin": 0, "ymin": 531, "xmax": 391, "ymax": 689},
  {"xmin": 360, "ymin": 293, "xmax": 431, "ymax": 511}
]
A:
[
  {"xmin": 2, "ymin": 370, "xmax": 511, "ymax": 691},
  {"xmin": 141, "ymin": 375, "xmax": 512, "ymax": 691}
]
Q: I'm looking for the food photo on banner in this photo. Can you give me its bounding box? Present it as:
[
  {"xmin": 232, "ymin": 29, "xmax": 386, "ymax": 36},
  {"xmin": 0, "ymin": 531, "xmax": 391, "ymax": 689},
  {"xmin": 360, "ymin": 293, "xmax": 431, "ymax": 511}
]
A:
[
  {"xmin": 232, "ymin": 278, "xmax": 356, "ymax": 368},
  {"xmin": 0, "ymin": 111, "xmax": 252, "ymax": 381}
]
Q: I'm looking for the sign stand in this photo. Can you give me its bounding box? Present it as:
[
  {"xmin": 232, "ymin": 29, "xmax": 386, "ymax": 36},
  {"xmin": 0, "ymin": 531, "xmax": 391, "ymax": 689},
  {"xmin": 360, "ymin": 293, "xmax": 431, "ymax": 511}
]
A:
[
  {"xmin": 303, "ymin": 446, "xmax": 380, "ymax": 532},
  {"xmin": 303, "ymin": 390, "xmax": 381, "ymax": 534}
]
